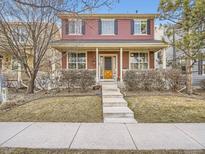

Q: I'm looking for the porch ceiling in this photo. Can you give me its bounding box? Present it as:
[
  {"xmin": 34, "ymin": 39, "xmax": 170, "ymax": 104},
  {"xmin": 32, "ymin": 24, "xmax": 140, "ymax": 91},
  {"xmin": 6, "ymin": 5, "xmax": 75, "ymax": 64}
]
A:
[{"xmin": 50, "ymin": 40, "xmax": 168, "ymax": 52}]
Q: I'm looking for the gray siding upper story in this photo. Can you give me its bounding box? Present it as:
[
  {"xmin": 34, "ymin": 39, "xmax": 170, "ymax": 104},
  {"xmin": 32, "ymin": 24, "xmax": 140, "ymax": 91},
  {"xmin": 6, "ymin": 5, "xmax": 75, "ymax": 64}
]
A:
[{"xmin": 155, "ymin": 26, "xmax": 205, "ymax": 86}]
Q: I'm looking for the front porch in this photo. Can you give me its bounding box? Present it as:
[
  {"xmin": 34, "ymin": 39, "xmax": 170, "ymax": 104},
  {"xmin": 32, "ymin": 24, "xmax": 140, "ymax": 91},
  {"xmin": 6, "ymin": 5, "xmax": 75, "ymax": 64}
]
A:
[{"xmin": 50, "ymin": 40, "xmax": 168, "ymax": 83}]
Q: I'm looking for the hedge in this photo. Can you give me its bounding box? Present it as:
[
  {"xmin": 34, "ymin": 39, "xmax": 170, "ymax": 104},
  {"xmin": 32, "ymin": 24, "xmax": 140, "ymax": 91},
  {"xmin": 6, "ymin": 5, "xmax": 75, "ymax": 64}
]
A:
[{"xmin": 124, "ymin": 69, "xmax": 186, "ymax": 91}]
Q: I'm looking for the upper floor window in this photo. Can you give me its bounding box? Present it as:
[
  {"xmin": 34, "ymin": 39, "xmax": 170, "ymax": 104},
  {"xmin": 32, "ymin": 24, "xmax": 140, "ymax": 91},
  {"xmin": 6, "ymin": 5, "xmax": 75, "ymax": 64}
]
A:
[
  {"xmin": 12, "ymin": 28, "xmax": 27, "ymax": 43},
  {"xmin": 130, "ymin": 52, "xmax": 148, "ymax": 70},
  {"xmin": 68, "ymin": 19, "xmax": 82, "ymax": 35},
  {"xmin": 101, "ymin": 19, "xmax": 115, "ymax": 35},
  {"xmin": 134, "ymin": 19, "xmax": 148, "ymax": 35},
  {"xmin": 19, "ymin": 28, "xmax": 27, "ymax": 43}
]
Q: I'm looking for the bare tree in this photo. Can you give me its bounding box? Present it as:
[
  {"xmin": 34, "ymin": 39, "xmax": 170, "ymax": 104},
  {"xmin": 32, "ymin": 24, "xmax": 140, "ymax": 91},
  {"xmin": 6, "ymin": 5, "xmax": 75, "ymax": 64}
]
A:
[
  {"xmin": 0, "ymin": 0, "xmax": 117, "ymax": 94},
  {"xmin": 159, "ymin": 0, "xmax": 205, "ymax": 94}
]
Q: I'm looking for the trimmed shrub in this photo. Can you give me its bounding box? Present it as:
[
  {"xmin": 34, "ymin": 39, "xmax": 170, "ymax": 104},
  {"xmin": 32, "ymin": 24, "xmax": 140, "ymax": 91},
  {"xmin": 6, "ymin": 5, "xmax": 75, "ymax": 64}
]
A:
[
  {"xmin": 60, "ymin": 70, "xmax": 77, "ymax": 92},
  {"xmin": 164, "ymin": 69, "xmax": 186, "ymax": 91},
  {"xmin": 76, "ymin": 70, "xmax": 96, "ymax": 92},
  {"xmin": 124, "ymin": 69, "xmax": 185, "ymax": 91},
  {"xmin": 200, "ymin": 79, "xmax": 205, "ymax": 90},
  {"xmin": 59, "ymin": 70, "xmax": 96, "ymax": 92}
]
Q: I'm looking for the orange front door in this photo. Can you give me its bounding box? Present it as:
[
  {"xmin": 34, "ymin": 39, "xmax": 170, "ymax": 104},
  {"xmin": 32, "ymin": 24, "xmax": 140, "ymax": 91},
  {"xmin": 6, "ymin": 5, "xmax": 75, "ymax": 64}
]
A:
[{"xmin": 104, "ymin": 57, "xmax": 112, "ymax": 79}]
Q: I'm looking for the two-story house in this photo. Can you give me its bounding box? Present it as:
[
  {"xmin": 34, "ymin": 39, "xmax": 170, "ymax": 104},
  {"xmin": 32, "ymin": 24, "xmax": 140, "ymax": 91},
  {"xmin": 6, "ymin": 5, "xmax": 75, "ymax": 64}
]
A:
[{"xmin": 51, "ymin": 13, "xmax": 167, "ymax": 82}]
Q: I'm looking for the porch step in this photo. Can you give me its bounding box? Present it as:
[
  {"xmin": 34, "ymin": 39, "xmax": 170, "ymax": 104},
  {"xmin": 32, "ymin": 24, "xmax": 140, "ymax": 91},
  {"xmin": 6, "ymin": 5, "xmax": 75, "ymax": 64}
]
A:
[
  {"xmin": 102, "ymin": 92, "xmax": 123, "ymax": 98},
  {"xmin": 102, "ymin": 84, "xmax": 118, "ymax": 90},
  {"xmin": 103, "ymin": 97, "xmax": 127, "ymax": 107},
  {"xmin": 101, "ymin": 82, "xmax": 137, "ymax": 124},
  {"xmin": 103, "ymin": 97, "xmax": 127, "ymax": 103},
  {"xmin": 103, "ymin": 102, "xmax": 127, "ymax": 107},
  {"xmin": 102, "ymin": 88, "xmax": 120, "ymax": 92},
  {"xmin": 104, "ymin": 118, "xmax": 137, "ymax": 124},
  {"xmin": 103, "ymin": 107, "xmax": 134, "ymax": 118},
  {"xmin": 100, "ymin": 81, "xmax": 117, "ymax": 85}
]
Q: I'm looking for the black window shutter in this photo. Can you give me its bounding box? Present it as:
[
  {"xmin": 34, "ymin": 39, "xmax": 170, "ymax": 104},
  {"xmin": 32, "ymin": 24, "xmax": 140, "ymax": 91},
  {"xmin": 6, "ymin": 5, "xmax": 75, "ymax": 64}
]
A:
[
  {"xmin": 131, "ymin": 19, "xmax": 134, "ymax": 35},
  {"xmin": 198, "ymin": 54, "xmax": 203, "ymax": 75},
  {"xmin": 114, "ymin": 19, "xmax": 118, "ymax": 35},
  {"xmin": 65, "ymin": 19, "xmax": 69, "ymax": 34},
  {"xmin": 98, "ymin": 19, "xmax": 102, "ymax": 34},
  {"xmin": 82, "ymin": 20, "xmax": 85, "ymax": 35},
  {"xmin": 147, "ymin": 19, "xmax": 151, "ymax": 35}
]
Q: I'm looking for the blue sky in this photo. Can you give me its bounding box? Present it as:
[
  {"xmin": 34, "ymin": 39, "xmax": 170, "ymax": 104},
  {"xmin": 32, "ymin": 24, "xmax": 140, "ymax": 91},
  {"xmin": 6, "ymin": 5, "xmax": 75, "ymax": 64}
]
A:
[
  {"xmin": 95, "ymin": 0, "xmax": 161, "ymax": 25},
  {"xmin": 96, "ymin": 0, "xmax": 160, "ymax": 14}
]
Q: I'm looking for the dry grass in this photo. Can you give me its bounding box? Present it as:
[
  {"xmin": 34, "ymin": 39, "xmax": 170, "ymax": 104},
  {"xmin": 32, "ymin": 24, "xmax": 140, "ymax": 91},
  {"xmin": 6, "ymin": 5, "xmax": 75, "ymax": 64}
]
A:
[
  {"xmin": 126, "ymin": 96, "xmax": 205, "ymax": 123},
  {"xmin": 0, "ymin": 96, "xmax": 102, "ymax": 122},
  {"xmin": 0, "ymin": 148, "xmax": 204, "ymax": 154}
]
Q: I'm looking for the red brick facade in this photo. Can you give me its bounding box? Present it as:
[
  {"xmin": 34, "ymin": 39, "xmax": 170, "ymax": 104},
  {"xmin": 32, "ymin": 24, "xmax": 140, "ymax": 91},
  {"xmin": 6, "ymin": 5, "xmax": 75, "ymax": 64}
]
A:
[
  {"xmin": 123, "ymin": 51, "xmax": 129, "ymax": 69},
  {"xmin": 87, "ymin": 51, "xmax": 96, "ymax": 69}
]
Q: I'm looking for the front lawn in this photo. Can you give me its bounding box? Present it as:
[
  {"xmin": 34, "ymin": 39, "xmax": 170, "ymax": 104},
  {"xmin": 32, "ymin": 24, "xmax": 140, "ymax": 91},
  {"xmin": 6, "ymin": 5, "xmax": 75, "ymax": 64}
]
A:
[
  {"xmin": 0, "ymin": 148, "xmax": 204, "ymax": 154},
  {"xmin": 0, "ymin": 96, "xmax": 102, "ymax": 122},
  {"xmin": 126, "ymin": 96, "xmax": 205, "ymax": 123}
]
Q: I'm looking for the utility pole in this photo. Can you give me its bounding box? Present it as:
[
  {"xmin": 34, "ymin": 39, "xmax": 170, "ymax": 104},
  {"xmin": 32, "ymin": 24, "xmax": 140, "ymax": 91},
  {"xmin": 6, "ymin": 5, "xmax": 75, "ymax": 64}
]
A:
[{"xmin": 173, "ymin": 26, "xmax": 176, "ymax": 68}]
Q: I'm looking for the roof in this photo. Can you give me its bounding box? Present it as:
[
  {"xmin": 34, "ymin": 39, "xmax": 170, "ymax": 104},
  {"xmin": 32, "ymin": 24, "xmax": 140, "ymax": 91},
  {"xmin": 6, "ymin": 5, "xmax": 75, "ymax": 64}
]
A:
[
  {"xmin": 58, "ymin": 13, "xmax": 159, "ymax": 19},
  {"xmin": 50, "ymin": 39, "xmax": 168, "ymax": 51}
]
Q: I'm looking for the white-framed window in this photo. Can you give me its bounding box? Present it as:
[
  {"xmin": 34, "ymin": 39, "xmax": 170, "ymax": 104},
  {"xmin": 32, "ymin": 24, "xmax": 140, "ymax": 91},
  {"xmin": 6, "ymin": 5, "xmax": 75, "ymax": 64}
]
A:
[
  {"xmin": 68, "ymin": 19, "xmax": 82, "ymax": 35},
  {"xmin": 11, "ymin": 56, "xmax": 24, "ymax": 70},
  {"xmin": 130, "ymin": 52, "xmax": 148, "ymax": 70},
  {"xmin": 19, "ymin": 28, "xmax": 27, "ymax": 43},
  {"xmin": 134, "ymin": 19, "xmax": 147, "ymax": 35},
  {"xmin": 68, "ymin": 52, "xmax": 86, "ymax": 69},
  {"xmin": 101, "ymin": 19, "xmax": 115, "ymax": 35},
  {"xmin": 12, "ymin": 56, "xmax": 19, "ymax": 70},
  {"xmin": 12, "ymin": 28, "xmax": 27, "ymax": 43},
  {"xmin": 203, "ymin": 61, "xmax": 205, "ymax": 75},
  {"xmin": 180, "ymin": 59, "xmax": 186, "ymax": 74}
]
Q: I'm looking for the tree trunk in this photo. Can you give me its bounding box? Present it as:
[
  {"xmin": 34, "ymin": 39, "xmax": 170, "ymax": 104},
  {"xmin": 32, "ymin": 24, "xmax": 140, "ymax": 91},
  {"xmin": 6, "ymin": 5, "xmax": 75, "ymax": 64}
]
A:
[
  {"xmin": 27, "ymin": 76, "xmax": 35, "ymax": 94},
  {"xmin": 186, "ymin": 58, "xmax": 193, "ymax": 95}
]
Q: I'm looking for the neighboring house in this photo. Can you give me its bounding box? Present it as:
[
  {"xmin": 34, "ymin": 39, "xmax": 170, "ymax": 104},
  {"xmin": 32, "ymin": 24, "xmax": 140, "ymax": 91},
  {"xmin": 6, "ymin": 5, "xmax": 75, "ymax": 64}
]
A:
[
  {"xmin": 51, "ymin": 13, "xmax": 167, "ymax": 82},
  {"xmin": 154, "ymin": 26, "xmax": 167, "ymax": 69},
  {"xmin": 155, "ymin": 26, "xmax": 205, "ymax": 86},
  {"xmin": 0, "ymin": 22, "xmax": 61, "ymax": 86}
]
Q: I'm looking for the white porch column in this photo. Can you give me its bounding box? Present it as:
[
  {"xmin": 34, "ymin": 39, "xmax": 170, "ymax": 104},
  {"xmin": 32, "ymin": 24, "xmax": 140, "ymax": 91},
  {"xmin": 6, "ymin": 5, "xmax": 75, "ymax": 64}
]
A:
[
  {"xmin": 120, "ymin": 48, "xmax": 123, "ymax": 82},
  {"xmin": 96, "ymin": 48, "xmax": 99, "ymax": 83},
  {"xmin": 17, "ymin": 62, "xmax": 22, "ymax": 88},
  {"xmin": 154, "ymin": 52, "xmax": 158, "ymax": 69},
  {"xmin": 162, "ymin": 49, "xmax": 166, "ymax": 69},
  {"xmin": 51, "ymin": 51, "xmax": 56, "ymax": 73}
]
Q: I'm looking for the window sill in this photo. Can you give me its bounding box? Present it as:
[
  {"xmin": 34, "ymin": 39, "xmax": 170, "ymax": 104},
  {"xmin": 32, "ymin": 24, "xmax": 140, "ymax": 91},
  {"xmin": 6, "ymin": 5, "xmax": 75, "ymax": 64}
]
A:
[
  {"xmin": 133, "ymin": 34, "xmax": 148, "ymax": 36},
  {"xmin": 100, "ymin": 34, "xmax": 116, "ymax": 36},
  {"xmin": 68, "ymin": 34, "xmax": 83, "ymax": 36}
]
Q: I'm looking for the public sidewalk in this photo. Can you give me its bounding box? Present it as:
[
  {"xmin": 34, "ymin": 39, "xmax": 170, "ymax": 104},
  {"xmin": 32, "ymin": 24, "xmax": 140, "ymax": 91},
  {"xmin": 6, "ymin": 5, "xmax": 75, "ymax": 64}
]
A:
[{"xmin": 0, "ymin": 122, "xmax": 205, "ymax": 150}]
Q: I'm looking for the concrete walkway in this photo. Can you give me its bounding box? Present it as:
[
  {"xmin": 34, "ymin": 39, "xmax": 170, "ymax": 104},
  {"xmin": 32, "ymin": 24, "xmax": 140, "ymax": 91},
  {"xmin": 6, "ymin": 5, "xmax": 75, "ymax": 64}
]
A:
[
  {"xmin": 0, "ymin": 122, "xmax": 205, "ymax": 150},
  {"xmin": 101, "ymin": 82, "xmax": 137, "ymax": 123}
]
